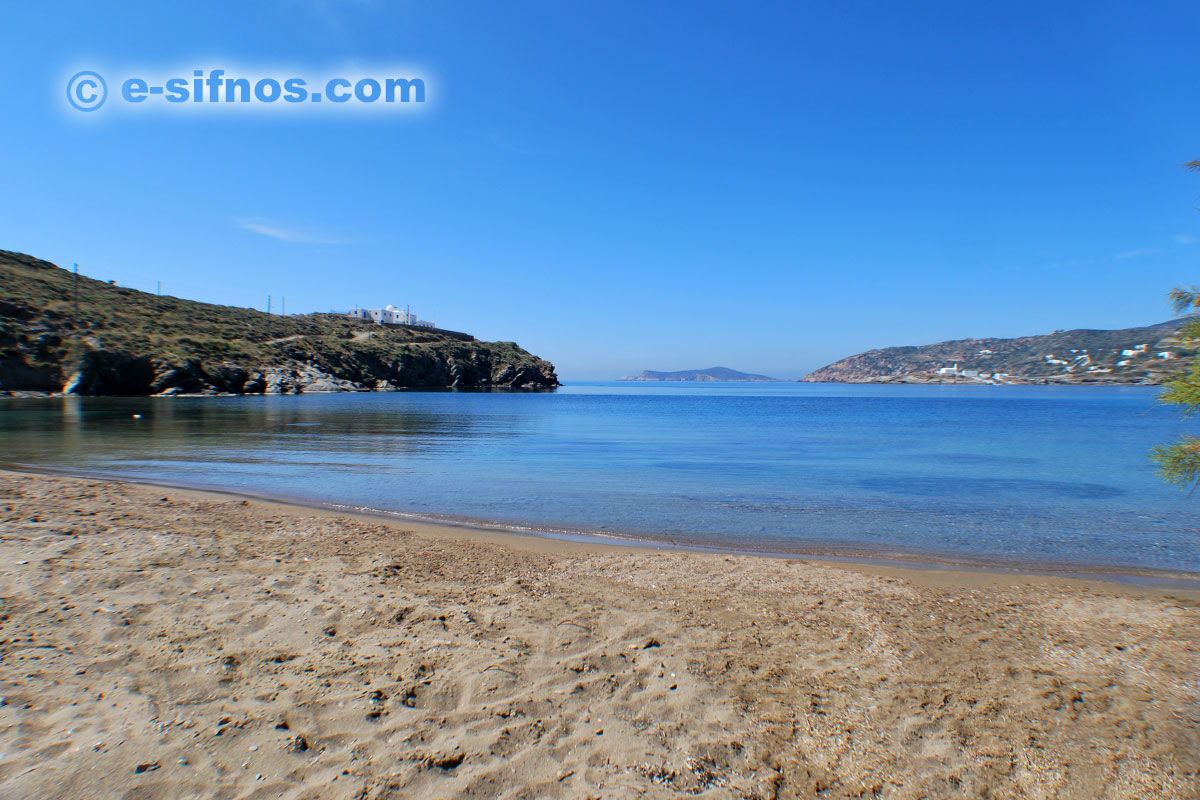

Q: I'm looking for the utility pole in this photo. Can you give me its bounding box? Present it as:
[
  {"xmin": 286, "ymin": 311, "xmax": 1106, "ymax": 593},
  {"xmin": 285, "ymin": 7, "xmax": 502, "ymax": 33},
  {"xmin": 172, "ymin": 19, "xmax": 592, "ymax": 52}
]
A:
[
  {"xmin": 267, "ymin": 295, "xmax": 271, "ymax": 339},
  {"xmin": 73, "ymin": 263, "xmax": 79, "ymax": 316},
  {"xmin": 157, "ymin": 280, "xmax": 161, "ymax": 312},
  {"xmin": 282, "ymin": 296, "xmax": 285, "ymax": 317}
]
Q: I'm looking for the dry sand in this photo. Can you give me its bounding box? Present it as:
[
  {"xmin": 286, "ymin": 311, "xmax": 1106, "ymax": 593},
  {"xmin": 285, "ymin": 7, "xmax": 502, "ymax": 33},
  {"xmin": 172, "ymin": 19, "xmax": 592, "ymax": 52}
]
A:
[{"xmin": 0, "ymin": 470, "xmax": 1196, "ymax": 799}]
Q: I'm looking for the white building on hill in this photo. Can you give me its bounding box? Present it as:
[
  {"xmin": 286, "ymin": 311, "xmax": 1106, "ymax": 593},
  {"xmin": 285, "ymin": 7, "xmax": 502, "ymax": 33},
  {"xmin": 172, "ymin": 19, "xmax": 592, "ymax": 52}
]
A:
[{"xmin": 349, "ymin": 304, "xmax": 436, "ymax": 328}]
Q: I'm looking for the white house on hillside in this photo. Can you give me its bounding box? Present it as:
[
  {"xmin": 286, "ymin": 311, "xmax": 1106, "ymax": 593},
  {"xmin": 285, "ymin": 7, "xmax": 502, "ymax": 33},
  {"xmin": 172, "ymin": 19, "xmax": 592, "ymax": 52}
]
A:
[{"xmin": 349, "ymin": 304, "xmax": 436, "ymax": 328}]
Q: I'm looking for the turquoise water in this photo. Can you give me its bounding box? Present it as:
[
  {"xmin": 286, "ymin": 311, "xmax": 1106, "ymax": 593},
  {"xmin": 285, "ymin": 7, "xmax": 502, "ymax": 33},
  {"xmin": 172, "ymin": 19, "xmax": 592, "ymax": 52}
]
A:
[{"xmin": 1, "ymin": 383, "xmax": 1196, "ymax": 573}]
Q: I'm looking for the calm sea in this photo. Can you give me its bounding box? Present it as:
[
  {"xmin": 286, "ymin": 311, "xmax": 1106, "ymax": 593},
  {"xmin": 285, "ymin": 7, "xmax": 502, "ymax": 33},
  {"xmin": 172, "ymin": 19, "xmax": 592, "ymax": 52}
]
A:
[{"xmin": 1, "ymin": 383, "xmax": 1196, "ymax": 575}]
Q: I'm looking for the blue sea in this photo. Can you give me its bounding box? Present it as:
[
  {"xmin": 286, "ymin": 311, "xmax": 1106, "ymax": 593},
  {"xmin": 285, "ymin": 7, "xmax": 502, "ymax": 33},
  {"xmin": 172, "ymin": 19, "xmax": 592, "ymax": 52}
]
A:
[{"xmin": 1, "ymin": 383, "xmax": 1196, "ymax": 575}]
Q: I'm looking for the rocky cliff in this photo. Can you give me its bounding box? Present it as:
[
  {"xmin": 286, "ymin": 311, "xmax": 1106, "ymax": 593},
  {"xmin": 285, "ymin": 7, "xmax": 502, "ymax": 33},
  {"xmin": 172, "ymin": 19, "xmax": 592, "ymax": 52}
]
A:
[
  {"xmin": 0, "ymin": 250, "xmax": 558, "ymax": 395},
  {"xmin": 801, "ymin": 320, "xmax": 1189, "ymax": 384}
]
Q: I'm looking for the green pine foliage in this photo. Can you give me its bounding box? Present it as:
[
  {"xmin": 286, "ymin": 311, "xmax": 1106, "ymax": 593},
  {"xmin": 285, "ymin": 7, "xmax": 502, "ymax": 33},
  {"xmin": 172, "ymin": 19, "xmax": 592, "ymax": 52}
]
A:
[{"xmin": 1151, "ymin": 160, "xmax": 1200, "ymax": 489}]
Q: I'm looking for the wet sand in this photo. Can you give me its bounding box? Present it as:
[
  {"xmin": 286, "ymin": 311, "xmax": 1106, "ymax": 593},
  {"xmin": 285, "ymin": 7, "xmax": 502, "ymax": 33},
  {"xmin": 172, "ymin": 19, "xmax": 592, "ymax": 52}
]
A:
[{"xmin": 0, "ymin": 470, "xmax": 1196, "ymax": 799}]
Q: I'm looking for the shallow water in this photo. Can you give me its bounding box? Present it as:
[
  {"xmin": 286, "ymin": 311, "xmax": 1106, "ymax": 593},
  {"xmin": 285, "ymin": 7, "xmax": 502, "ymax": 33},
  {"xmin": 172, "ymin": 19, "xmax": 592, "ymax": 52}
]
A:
[{"xmin": 1, "ymin": 383, "xmax": 1196, "ymax": 573}]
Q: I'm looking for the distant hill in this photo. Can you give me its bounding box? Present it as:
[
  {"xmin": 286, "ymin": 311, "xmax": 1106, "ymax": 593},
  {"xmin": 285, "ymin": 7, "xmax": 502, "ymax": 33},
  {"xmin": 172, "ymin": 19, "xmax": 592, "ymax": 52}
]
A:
[
  {"xmin": 801, "ymin": 320, "xmax": 1190, "ymax": 385},
  {"xmin": 0, "ymin": 250, "xmax": 558, "ymax": 395},
  {"xmin": 620, "ymin": 367, "xmax": 782, "ymax": 382}
]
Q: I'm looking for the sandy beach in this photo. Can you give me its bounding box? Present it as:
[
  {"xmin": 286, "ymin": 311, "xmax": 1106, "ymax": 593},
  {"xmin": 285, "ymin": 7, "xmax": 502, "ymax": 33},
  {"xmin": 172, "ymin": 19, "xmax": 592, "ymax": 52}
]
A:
[{"xmin": 0, "ymin": 470, "xmax": 1196, "ymax": 799}]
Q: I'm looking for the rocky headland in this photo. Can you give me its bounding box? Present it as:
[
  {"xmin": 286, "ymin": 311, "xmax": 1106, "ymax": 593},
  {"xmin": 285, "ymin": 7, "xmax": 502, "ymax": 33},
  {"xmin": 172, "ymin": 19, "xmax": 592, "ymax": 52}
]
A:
[{"xmin": 0, "ymin": 250, "xmax": 558, "ymax": 396}]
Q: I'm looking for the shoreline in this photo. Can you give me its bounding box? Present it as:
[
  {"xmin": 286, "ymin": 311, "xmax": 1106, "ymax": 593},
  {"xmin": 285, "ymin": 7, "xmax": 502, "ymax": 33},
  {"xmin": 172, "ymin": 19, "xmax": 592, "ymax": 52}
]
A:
[
  {"xmin": 0, "ymin": 381, "xmax": 1171, "ymax": 397},
  {"xmin": 2, "ymin": 469, "xmax": 1198, "ymax": 798},
  {"xmin": 3, "ymin": 463, "xmax": 1197, "ymax": 592}
]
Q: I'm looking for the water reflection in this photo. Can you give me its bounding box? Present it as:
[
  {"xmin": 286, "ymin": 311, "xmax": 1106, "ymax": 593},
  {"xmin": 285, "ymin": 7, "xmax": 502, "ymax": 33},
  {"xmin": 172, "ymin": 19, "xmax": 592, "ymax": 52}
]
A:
[
  {"xmin": 0, "ymin": 385, "xmax": 1196, "ymax": 573},
  {"xmin": 0, "ymin": 395, "xmax": 514, "ymax": 466}
]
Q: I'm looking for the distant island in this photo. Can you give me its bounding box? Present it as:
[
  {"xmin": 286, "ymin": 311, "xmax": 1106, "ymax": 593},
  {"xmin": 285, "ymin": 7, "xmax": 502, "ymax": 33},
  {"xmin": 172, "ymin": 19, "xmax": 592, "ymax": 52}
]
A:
[
  {"xmin": 620, "ymin": 367, "xmax": 782, "ymax": 382},
  {"xmin": 801, "ymin": 320, "xmax": 1189, "ymax": 385},
  {"xmin": 0, "ymin": 250, "xmax": 558, "ymax": 395}
]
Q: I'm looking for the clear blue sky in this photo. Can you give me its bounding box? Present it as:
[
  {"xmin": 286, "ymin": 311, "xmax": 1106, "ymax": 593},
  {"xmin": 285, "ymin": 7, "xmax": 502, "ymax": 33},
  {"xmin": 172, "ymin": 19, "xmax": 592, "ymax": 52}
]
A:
[{"xmin": 2, "ymin": 1, "xmax": 1199, "ymax": 380}]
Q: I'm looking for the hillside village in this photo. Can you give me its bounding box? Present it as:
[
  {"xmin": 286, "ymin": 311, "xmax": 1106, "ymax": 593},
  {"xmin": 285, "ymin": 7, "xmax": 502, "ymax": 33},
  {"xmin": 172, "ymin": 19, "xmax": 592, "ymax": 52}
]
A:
[
  {"xmin": 802, "ymin": 319, "xmax": 1190, "ymax": 384},
  {"xmin": 930, "ymin": 341, "xmax": 1177, "ymax": 384}
]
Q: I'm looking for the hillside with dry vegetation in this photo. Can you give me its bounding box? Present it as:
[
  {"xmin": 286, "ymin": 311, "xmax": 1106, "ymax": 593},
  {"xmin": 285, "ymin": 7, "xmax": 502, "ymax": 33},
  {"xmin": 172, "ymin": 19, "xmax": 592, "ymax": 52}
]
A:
[{"xmin": 0, "ymin": 250, "xmax": 557, "ymax": 395}]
